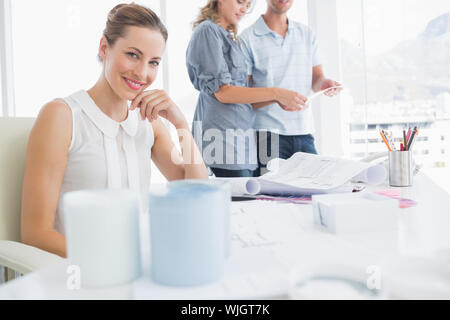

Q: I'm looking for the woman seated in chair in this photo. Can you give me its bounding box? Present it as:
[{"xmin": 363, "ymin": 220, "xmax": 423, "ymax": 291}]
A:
[{"xmin": 21, "ymin": 3, "xmax": 208, "ymax": 258}]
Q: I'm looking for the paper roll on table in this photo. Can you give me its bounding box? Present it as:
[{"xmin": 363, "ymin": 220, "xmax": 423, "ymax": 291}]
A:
[
  {"xmin": 217, "ymin": 152, "xmax": 388, "ymax": 197},
  {"xmin": 351, "ymin": 164, "xmax": 387, "ymax": 185}
]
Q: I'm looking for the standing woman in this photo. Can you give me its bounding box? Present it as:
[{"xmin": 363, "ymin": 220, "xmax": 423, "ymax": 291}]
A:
[
  {"xmin": 21, "ymin": 3, "xmax": 208, "ymax": 258},
  {"xmin": 187, "ymin": 0, "xmax": 305, "ymax": 177}
]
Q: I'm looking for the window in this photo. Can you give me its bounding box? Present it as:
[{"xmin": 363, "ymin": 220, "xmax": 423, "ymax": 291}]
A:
[
  {"xmin": 165, "ymin": 0, "xmax": 204, "ymax": 124},
  {"xmin": 10, "ymin": 0, "xmax": 161, "ymax": 117},
  {"xmin": 337, "ymin": 0, "xmax": 450, "ymax": 192}
]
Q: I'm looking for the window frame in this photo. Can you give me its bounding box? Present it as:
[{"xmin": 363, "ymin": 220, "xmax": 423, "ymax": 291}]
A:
[
  {"xmin": 307, "ymin": 0, "xmax": 346, "ymax": 157},
  {"xmin": 0, "ymin": 0, "xmax": 15, "ymax": 117}
]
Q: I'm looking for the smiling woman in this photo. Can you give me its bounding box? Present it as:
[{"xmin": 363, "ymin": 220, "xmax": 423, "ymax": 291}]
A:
[{"xmin": 20, "ymin": 3, "xmax": 208, "ymax": 258}]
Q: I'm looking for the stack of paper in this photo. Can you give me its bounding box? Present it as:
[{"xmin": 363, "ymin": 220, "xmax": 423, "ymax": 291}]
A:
[{"xmin": 219, "ymin": 152, "xmax": 387, "ymax": 197}]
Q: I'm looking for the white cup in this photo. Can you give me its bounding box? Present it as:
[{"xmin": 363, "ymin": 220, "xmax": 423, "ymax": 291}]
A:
[{"xmin": 63, "ymin": 189, "xmax": 141, "ymax": 288}]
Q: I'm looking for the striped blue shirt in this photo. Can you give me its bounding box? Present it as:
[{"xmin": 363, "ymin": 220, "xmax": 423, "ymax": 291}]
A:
[{"xmin": 240, "ymin": 16, "xmax": 321, "ymax": 135}]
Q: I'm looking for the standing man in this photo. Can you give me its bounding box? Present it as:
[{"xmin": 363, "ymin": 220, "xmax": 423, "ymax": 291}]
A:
[{"xmin": 240, "ymin": 0, "xmax": 341, "ymax": 175}]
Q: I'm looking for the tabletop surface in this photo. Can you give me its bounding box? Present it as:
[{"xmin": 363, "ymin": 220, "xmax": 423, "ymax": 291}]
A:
[{"xmin": 1, "ymin": 173, "xmax": 450, "ymax": 300}]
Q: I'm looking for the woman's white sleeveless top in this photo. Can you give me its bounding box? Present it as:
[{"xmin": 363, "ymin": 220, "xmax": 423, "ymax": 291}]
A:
[{"xmin": 55, "ymin": 90, "xmax": 154, "ymax": 234}]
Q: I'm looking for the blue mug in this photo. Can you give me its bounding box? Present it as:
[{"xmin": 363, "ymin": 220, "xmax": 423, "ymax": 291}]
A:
[{"xmin": 148, "ymin": 180, "xmax": 229, "ymax": 286}]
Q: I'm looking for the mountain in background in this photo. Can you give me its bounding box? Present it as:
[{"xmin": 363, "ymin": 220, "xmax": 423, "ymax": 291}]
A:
[{"xmin": 341, "ymin": 11, "xmax": 450, "ymax": 104}]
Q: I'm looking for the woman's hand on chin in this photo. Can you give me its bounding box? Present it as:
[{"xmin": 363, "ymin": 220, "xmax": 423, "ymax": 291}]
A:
[{"xmin": 130, "ymin": 89, "xmax": 188, "ymax": 128}]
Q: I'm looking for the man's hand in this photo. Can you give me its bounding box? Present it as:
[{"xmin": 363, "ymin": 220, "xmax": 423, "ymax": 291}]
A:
[{"xmin": 320, "ymin": 79, "xmax": 342, "ymax": 97}]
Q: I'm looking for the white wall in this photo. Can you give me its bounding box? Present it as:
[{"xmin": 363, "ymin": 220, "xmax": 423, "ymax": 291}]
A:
[
  {"xmin": 0, "ymin": 0, "xmax": 14, "ymax": 117},
  {"xmin": 308, "ymin": 0, "xmax": 346, "ymax": 157}
]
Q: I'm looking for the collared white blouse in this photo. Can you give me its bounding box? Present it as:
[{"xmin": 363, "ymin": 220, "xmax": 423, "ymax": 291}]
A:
[{"xmin": 55, "ymin": 90, "xmax": 154, "ymax": 234}]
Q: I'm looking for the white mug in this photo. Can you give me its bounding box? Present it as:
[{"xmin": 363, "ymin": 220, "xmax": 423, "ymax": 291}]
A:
[{"xmin": 63, "ymin": 189, "xmax": 141, "ymax": 288}]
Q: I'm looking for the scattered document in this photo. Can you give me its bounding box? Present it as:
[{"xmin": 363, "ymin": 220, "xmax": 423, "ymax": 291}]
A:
[
  {"xmin": 218, "ymin": 152, "xmax": 387, "ymax": 197},
  {"xmin": 305, "ymin": 86, "xmax": 344, "ymax": 106},
  {"xmin": 231, "ymin": 201, "xmax": 313, "ymax": 249}
]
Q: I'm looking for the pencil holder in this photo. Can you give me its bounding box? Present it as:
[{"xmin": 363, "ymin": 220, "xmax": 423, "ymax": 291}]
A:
[{"xmin": 389, "ymin": 151, "xmax": 413, "ymax": 187}]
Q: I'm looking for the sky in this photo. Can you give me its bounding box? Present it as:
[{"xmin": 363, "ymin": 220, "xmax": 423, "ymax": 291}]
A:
[{"xmin": 338, "ymin": 0, "xmax": 450, "ymax": 56}]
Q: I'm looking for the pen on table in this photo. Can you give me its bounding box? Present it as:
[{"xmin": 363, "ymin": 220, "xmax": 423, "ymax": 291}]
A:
[
  {"xmin": 380, "ymin": 130, "xmax": 392, "ymax": 151},
  {"xmin": 407, "ymin": 128, "xmax": 419, "ymax": 151},
  {"xmin": 406, "ymin": 128, "xmax": 412, "ymax": 146},
  {"xmin": 403, "ymin": 129, "xmax": 407, "ymax": 150},
  {"xmin": 409, "ymin": 130, "xmax": 419, "ymax": 151},
  {"xmin": 386, "ymin": 131, "xmax": 397, "ymax": 151},
  {"xmin": 406, "ymin": 127, "xmax": 418, "ymax": 151},
  {"xmin": 385, "ymin": 130, "xmax": 396, "ymax": 151}
]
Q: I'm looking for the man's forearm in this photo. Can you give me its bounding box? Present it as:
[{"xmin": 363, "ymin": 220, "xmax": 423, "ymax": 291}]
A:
[{"xmin": 312, "ymin": 76, "xmax": 326, "ymax": 92}]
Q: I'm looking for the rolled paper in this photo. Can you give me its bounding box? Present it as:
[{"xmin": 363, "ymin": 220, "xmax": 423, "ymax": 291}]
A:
[
  {"xmin": 352, "ymin": 164, "xmax": 388, "ymax": 185},
  {"xmin": 63, "ymin": 189, "xmax": 141, "ymax": 288},
  {"xmin": 148, "ymin": 181, "xmax": 228, "ymax": 286}
]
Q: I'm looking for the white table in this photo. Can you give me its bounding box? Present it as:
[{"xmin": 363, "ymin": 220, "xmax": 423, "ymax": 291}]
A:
[{"xmin": 1, "ymin": 173, "xmax": 449, "ymax": 299}]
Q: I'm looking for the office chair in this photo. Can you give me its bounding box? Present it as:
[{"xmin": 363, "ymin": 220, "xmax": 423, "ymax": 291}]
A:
[{"xmin": 0, "ymin": 117, "xmax": 63, "ymax": 284}]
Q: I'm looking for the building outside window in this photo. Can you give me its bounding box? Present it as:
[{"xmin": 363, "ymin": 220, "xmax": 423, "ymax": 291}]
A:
[{"xmin": 337, "ymin": 0, "xmax": 450, "ymax": 192}]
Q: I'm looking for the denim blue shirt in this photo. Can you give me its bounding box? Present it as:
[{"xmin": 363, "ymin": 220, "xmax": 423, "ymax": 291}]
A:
[
  {"xmin": 186, "ymin": 20, "xmax": 257, "ymax": 170},
  {"xmin": 240, "ymin": 16, "xmax": 321, "ymax": 135}
]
